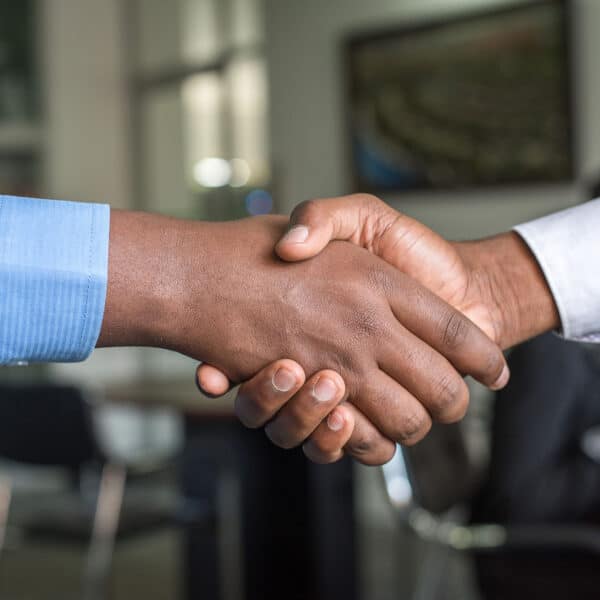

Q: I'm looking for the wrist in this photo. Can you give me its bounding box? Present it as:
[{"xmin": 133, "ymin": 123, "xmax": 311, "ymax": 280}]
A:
[
  {"xmin": 455, "ymin": 232, "xmax": 560, "ymax": 349},
  {"xmin": 97, "ymin": 210, "xmax": 201, "ymax": 353}
]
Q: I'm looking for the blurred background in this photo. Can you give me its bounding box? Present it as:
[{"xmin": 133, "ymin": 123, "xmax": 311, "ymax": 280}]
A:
[{"xmin": 1, "ymin": 0, "xmax": 600, "ymax": 599}]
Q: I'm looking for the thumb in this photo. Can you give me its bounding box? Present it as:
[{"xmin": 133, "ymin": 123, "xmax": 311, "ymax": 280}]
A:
[
  {"xmin": 196, "ymin": 363, "xmax": 232, "ymax": 397},
  {"xmin": 276, "ymin": 195, "xmax": 382, "ymax": 262}
]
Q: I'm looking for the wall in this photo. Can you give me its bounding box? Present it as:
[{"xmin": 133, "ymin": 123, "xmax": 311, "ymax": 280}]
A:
[
  {"xmin": 265, "ymin": 0, "xmax": 600, "ymax": 238},
  {"xmin": 39, "ymin": 0, "xmax": 143, "ymax": 386},
  {"xmin": 40, "ymin": 0, "xmax": 132, "ymax": 209}
]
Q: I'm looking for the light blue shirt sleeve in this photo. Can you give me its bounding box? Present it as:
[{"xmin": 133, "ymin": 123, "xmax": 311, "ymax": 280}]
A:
[{"xmin": 0, "ymin": 195, "xmax": 110, "ymax": 364}]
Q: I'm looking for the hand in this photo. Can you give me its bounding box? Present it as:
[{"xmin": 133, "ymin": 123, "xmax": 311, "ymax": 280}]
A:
[
  {"xmin": 199, "ymin": 194, "xmax": 559, "ymax": 462},
  {"xmin": 98, "ymin": 210, "xmax": 508, "ymax": 465},
  {"xmin": 199, "ymin": 358, "xmax": 357, "ymax": 464},
  {"xmin": 272, "ymin": 194, "xmax": 560, "ymax": 347}
]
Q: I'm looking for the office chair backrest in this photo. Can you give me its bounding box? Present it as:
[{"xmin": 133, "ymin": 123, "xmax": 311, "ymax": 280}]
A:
[
  {"xmin": 0, "ymin": 384, "xmax": 98, "ymax": 468},
  {"xmin": 401, "ymin": 422, "xmax": 475, "ymax": 514},
  {"xmin": 382, "ymin": 424, "xmax": 475, "ymax": 515},
  {"xmin": 475, "ymin": 333, "xmax": 600, "ymax": 525}
]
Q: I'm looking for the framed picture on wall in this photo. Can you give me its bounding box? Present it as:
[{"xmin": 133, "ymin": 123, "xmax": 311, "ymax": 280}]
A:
[
  {"xmin": 0, "ymin": 0, "xmax": 40, "ymax": 197},
  {"xmin": 0, "ymin": 0, "xmax": 36, "ymax": 123},
  {"xmin": 344, "ymin": 0, "xmax": 574, "ymax": 193}
]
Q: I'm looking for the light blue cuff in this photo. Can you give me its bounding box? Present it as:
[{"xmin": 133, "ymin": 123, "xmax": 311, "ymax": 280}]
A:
[{"xmin": 0, "ymin": 195, "xmax": 110, "ymax": 364}]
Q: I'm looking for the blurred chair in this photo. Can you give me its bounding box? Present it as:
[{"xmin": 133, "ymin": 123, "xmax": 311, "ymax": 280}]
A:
[
  {"xmin": 0, "ymin": 383, "xmax": 179, "ymax": 600},
  {"xmin": 382, "ymin": 333, "xmax": 600, "ymax": 600},
  {"xmin": 0, "ymin": 474, "xmax": 11, "ymax": 557},
  {"xmin": 473, "ymin": 333, "xmax": 600, "ymax": 524}
]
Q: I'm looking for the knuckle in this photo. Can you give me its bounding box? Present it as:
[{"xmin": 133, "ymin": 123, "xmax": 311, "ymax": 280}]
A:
[
  {"xmin": 483, "ymin": 348, "xmax": 505, "ymax": 382},
  {"xmin": 429, "ymin": 373, "xmax": 469, "ymax": 421},
  {"xmin": 236, "ymin": 413, "xmax": 263, "ymax": 429},
  {"xmin": 309, "ymin": 425, "xmax": 343, "ymax": 456},
  {"xmin": 356, "ymin": 442, "xmax": 396, "ymax": 466},
  {"xmin": 442, "ymin": 311, "xmax": 470, "ymax": 350},
  {"xmin": 379, "ymin": 443, "xmax": 398, "ymax": 465},
  {"xmin": 302, "ymin": 445, "xmax": 323, "ymax": 463},
  {"xmin": 352, "ymin": 193, "xmax": 389, "ymax": 218},
  {"xmin": 264, "ymin": 423, "xmax": 297, "ymax": 450},
  {"xmin": 367, "ymin": 267, "xmax": 396, "ymax": 297},
  {"xmin": 303, "ymin": 439, "xmax": 341, "ymax": 464},
  {"xmin": 358, "ymin": 193, "xmax": 384, "ymax": 206},
  {"xmin": 348, "ymin": 427, "xmax": 381, "ymax": 457},
  {"xmin": 397, "ymin": 411, "xmax": 431, "ymax": 446},
  {"xmin": 348, "ymin": 425, "xmax": 396, "ymax": 466},
  {"xmin": 291, "ymin": 198, "xmax": 321, "ymax": 223},
  {"xmin": 444, "ymin": 398, "xmax": 469, "ymax": 424},
  {"xmin": 281, "ymin": 410, "xmax": 313, "ymax": 442},
  {"xmin": 350, "ymin": 306, "xmax": 385, "ymax": 340},
  {"xmin": 234, "ymin": 393, "xmax": 268, "ymax": 429},
  {"xmin": 234, "ymin": 401, "xmax": 257, "ymax": 429},
  {"xmin": 331, "ymin": 354, "xmax": 362, "ymax": 388}
]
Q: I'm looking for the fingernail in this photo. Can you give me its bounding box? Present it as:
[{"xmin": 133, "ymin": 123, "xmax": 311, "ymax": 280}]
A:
[
  {"xmin": 313, "ymin": 377, "xmax": 338, "ymax": 402},
  {"xmin": 272, "ymin": 368, "xmax": 296, "ymax": 392},
  {"xmin": 327, "ymin": 411, "xmax": 344, "ymax": 432},
  {"xmin": 491, "ymin": 364, "xmax": 510, "ymax": 390},
  {"xmin": 282, "ymin": 225, "xmax": 309, "ymax": 244}
]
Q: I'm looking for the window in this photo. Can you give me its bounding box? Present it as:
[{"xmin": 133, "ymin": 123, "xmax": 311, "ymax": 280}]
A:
[{"xmin": 127, "ymin": 0, "xmax": 272, "ymax": 220}]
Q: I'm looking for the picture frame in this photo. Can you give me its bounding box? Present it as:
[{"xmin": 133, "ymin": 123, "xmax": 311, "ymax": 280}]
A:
[{"xmin": 343, "ymin": 0, "xmax": 574, "ymax": 194}]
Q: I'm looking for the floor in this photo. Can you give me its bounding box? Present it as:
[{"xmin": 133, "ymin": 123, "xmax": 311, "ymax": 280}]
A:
[
  {"xmin": 0, "ymin": 458, "xmax": 484, "ymax": 600},
  {"xmin": 0, "ymin": 529, "xmax": 182, "ymax": 600}
]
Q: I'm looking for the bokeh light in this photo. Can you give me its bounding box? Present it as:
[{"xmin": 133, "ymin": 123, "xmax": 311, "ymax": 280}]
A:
[{"xmin": 244, "ymin": 189, "xmax": 272, "ymax": 215}]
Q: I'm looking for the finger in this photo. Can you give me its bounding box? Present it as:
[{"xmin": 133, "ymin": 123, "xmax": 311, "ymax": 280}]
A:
[
  {"xmin": 343, "ymin": 405, "xmax": 397, "ymax": 466},
  {"xmin": 275, "ymin": 194, "xmax": 391, "ymax": 262},
  {"xmin": 302, "ymin": 404, "xmax": 354, "ymax": 464},
  {"xmin": 351, "ymin": 369, "xmax": 433, "ymax": 444},
  {"xmin": 234, "ymin": 360, "xmax": 306, "ymax": 428},
  {"xmin": 381, "ymin": 268, "xmax": 509, "ymax": 390},
  {"xmin": 196, "ymin": 364, "xmax": 232, "ymax": 397},
  {"xmin": 376, "ymin": 320, "xmax": 471, "ymax": 424},
  {"xmin": 265, "ymin": 370, "xmax": 346, "ymax": 449}
]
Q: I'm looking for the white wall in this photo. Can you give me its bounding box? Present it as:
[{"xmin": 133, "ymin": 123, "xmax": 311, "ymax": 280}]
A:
[
  {"xmin": 39, "ymin": 0, "xmax": 143, "ymax": 386},
  {"xmin": 40, "ymin": 0, "xmax": 132, "ymax": 209},
  {"xmin": 265, "ymin": 0, "xmax": 600, "ymax": 238}
]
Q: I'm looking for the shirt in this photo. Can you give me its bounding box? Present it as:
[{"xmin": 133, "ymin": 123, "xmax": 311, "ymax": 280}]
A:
[
  {"xmin": 0, "ymin": 195, "xmax": 110, "ymax": 365},
  {"xmin": 514, "ymin": 198, "xmax": 600, "ymax": 343}
]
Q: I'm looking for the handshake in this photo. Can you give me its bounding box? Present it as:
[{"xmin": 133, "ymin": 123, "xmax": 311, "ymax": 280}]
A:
[{"xmin": 99, "ymin": 194, "xmax": 559, "ymax": 466}]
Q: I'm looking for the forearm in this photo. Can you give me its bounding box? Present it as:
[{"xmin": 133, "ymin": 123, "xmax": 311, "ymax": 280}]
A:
[
  {"xmin": 456, "ymin": 232, "xmax": 560, "ymax": 349},
  {"xmin": 97, "ymin": 210, "xmax": 199, "ymax": 352},
  {"xmin": 97, "ymin": 211, "xmax": 288, "ymax": 377}
]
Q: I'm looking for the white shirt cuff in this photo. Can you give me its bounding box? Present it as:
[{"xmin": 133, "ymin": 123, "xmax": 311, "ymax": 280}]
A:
[{"xmin": 513, "ymin": 199, "xmax": 600, "ymax": 343}]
